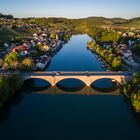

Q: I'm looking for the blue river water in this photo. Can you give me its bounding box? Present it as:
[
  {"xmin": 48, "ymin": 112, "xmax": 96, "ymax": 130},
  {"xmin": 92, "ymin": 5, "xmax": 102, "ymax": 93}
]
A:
[
  {"xmin": 46, "ymin": 34, "xmax": 103, "ymax": 71},
  {"xmin": 0, "ymin": 34, "xmax": 140, "ymax": 140}
]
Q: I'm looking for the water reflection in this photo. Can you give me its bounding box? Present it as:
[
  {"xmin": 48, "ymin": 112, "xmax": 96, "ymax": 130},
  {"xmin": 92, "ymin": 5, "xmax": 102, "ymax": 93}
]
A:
[
  {"xmin": 123, "ymin": 96, "xmax": 140, "ymax": 130},
  {"xmin": 24, "ymin": 86, "xmax": 120, "ymax": 96},
  {"xmin": 91, "ymin": 78, "xmax": 119, "ymax": 92},
  {"xmin": 1, "ymin": 87, "xmax": 140, "ymax": 140},
  {"xmin": 24, "ymin": 79, "xmax": 51, "ymax": 91},
  {"xmin": 1, "ymin": 89, "xmax": 140, "ymax": 140},
  {"xmin": 0, "ymin": 94, "xmax": 24, "ymax": 124},
  {"xmin": 46, "ymin": 35, "xmax": 104, "ymax": 71},
  {"xmin": 56, "ymin": 78, "xmax": 85, "ymax": 92}
]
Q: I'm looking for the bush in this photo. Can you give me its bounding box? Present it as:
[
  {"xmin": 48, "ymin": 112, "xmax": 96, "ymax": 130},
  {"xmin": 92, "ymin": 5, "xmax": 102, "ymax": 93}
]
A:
[
  {"xmin": 50, "ymin": 32, "xmax": 56, "ymax": 39},
  {"xmin": 123, "ymin": 71, "xmax": 140, "ymax": 112},
  {"xmin": 22, "ymin": 57, "xmax": 34, "ymax": 71},
  {"xmin": 112, "ymin": 57, "xmax": 122, "ymax": 70},
  {"xmin": 4, "ymin": 52, "xmax": 19, "ymax": 65},
  {"xmin": 0, "ymin": 74, "xmax": 23, "ymax": 105}
]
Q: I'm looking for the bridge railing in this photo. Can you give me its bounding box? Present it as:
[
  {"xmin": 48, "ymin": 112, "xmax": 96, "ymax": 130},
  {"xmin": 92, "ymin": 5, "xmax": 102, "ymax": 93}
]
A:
[{"xmin": 22, "ymin": 71, "xmax": 129, "ymax": 76}]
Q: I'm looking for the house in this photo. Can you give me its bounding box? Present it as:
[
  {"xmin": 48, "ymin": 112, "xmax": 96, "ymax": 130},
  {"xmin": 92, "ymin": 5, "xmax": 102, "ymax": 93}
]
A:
[
  {"xmin": 33, "ymin": 33, "xmax": 38, "ymax": 37},
  {"xmin": 10, "ymin": 43, "xmax": 16, "ymax": 48},
  {"xmin": 123, "ymin": 33, "xmax": 128, "ymax": 37},
  {"xmin": 128, "ymin": 32, "xmax": 135, "ymax": 37},
  {"xmin": 56, "ymin": 34, "xmax": 59, "ymax": 40},
  {"xmin": 3, "ymin": 43, "xmax": 9, "ymax": 48},
  {"xmin": 118, "ymin": 44, "xmax": 127, "ymax": 50},
  {"xmin": 120, "ymin": 49, "xmax": 132, "ymax": 58},
  {"xmin": 12, "ymin": 45, "xmax": 28, "ymax": 53},
  {"xmin": 30, "ymin": 40, "xmax": 36, "ymax": 47},
  {"xmin": 41, "ymin": 33, "xmax": 47, "ymax": 37},
  {"xmin": 23, "ymin": 41, "xmax": 32, "ymax": 49}
]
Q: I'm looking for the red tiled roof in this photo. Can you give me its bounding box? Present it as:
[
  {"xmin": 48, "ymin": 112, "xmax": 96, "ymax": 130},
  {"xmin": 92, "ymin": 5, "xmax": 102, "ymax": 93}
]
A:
[{"xmin": 12, "ymin": 45, "xmax": 27, "ymax": 51}]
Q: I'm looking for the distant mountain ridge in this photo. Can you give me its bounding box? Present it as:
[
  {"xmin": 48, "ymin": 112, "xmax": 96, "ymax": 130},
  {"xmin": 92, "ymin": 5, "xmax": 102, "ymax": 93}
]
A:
[
  {"xmin": 0, "ymin": 13, "xmax": 140, "ymax": 28},
  {"xmin": 121, "ymin": 17, "xmax": 140, "ymax": 28},
  {"xmin": 41, "ymin": 16, "xmax": 140, "ymax": 28}
]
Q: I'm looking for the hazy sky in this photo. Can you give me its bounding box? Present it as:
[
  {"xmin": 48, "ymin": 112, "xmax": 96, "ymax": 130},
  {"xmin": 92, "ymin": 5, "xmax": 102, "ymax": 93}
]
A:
[{"xmin": 0, "ymin": 0, "xmax": 140, "ymax": 19}]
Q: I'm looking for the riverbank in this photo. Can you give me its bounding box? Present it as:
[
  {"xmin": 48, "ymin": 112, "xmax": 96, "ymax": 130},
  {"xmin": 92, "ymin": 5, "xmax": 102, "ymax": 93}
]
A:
[
  {"xmin": 122, "ymin": 71, "xmax": 140, "ymax": 112},
  {"xmin": 87, "ymin": 40, "xmax": 122, "ymax": 71},
  {"xmin": 0, "ymin": 25, "xmax": 72, "ymax": 72},
  {"xmin": 0, "ymin": 73, "xmax": 23, "ymax": 107}
]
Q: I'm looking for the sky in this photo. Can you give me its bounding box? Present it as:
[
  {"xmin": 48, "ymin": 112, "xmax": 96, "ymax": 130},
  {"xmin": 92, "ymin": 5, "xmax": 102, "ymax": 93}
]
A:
[{"xmin": 0, "ymin": 0, "xmax": 140, "ymax": 19}]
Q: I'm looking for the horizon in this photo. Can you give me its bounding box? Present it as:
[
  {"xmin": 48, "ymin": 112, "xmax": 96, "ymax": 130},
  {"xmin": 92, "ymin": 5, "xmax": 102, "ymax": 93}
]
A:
[
  {"xmin": 1, "ymin": 14, "xmax": 140, "ymax": 20},
  {"xmin": 0, "ymin": 0, "xmax": 140, "ymax": 19}
]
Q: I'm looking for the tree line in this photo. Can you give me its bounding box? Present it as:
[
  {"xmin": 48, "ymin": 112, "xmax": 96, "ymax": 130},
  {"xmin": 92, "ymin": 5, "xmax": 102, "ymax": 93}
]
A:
[
  {"xmin": 0, "ymin": 74, "xmax": 23, "ymax": 107},
  {"xmin": 87, "ymin": 40, "xmax": 122, "ymax": 70},
  {"xmin": 123, "ymin": 72, "xmax": 140, "ymax": 112},
  {"xmin": 0, "ymin": 13, "xmax": 13, "ymax": 19}
]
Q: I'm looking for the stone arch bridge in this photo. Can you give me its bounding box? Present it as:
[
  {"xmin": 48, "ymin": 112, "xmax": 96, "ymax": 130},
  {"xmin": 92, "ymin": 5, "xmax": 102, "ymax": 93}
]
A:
[{"xmin": 22, "ymin": 71, "xmax": 130, "ymax": 87}]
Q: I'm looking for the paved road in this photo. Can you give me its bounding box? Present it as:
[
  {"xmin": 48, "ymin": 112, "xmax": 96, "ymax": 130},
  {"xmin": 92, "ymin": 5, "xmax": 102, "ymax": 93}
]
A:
[
  {"xmin": 0, "ymin": 70, "xmax": 131, "ymax": 77},
  {"xmin": 22, "ymin": 71, "xmax": 129, "ymax": 76}
]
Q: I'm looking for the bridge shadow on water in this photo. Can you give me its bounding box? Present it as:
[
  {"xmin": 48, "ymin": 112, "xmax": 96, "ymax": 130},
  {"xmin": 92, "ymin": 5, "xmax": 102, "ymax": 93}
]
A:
[
  {"xmin": 23, "ymin": 78, "xmax": 120, "ymax": 95},
  {"xmin": 33, "ymin": 86, "xmax": 121, "ymax": 95}
]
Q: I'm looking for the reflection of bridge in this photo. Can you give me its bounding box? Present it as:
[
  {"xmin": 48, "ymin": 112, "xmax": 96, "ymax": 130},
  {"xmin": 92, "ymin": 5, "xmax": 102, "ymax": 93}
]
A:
[
  {"xmin": 32, "ymin": 86, "xmax": 121, "ymax": 95},
  {"xmin": 23, "ymin": 71, "xmax": 130, "ymax": 86}
]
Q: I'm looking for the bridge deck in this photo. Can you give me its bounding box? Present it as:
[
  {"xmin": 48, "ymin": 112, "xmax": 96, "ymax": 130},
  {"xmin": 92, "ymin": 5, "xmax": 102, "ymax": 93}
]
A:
[
  {"xmin": 22, "ymin": 71, "xmax": 128, "ymax": 76},
  {"xmin": 22, "ymin": 71, "xmax": 130, "ymax": 86}
]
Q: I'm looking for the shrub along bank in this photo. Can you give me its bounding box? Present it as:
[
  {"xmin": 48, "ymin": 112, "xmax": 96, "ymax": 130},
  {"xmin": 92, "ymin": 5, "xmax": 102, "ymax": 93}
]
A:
[{"xmin": 0, "ymin": 73, "xmax": 23, "ymax": 107}]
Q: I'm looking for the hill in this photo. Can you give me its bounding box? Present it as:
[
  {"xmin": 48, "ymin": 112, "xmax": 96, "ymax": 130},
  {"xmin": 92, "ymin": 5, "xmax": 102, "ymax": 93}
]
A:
[
  {"xmin": 0, "ymin": 28, "xmax": 36, "ymax": 43},
  {"xmin": 123, "ymin": 17, "xmax": 140, "ymax": 28},
  {"xmin": 1, "ymin": 15, "xmax": 140, "ymax": 43},
  {"xmin": 0, "ymin": 13, "xmax": 13, "ymax": 19}
]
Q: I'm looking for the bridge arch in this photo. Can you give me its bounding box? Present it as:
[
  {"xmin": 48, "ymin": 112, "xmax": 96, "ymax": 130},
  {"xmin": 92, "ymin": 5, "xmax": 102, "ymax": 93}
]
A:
[
  {"xmin": 55, "ymin": 78, "xmax": 86, "ymax": 91},
  {"xmin": 55, "ymin": 76, "xmax": 89, "ymax": 86},
  {"xmin": 23, "ymin": 76, "xmax": 52, "ymax": 85},
  {"xmin": 90, "ymin": 77, "xmax": 122, "ymax": 85},
  {"xmin": 90, "ymin": 78, "xmax": 120, "ymax": 92},
  {"xmin": 89, "ymin": 75, "xmax": 125, "ymax": 85},
  {"xmin": 23, "ymin": 77, "xmax": 51, "ymax": 90}
]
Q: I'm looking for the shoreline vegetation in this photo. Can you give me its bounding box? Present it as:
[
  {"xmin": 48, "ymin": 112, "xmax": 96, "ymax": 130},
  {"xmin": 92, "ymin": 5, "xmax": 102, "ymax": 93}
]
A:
[
  {"xmin": 0, "ymin": 73, "xmax": 23, "ymax": 107},
  {"xmin": 87, "ymin": 40, "xmax": 122, "ymax": 71},
  {"xmin": 123, "ymin": 71, "xmax": 140, "ymax": 112},
  {"xmin": 86, "ymin": 33, "xmax": 140, "ymax": 112}
]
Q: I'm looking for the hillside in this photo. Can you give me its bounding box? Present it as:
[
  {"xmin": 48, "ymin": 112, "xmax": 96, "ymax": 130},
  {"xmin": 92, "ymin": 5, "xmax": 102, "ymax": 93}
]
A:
[
  {"xmin": 0, "ymin": 15, "xmax": 140, "ymax": 43},
  {"xmin": 123, "ymin": 17, "xmax": 140, "ymax": 28},
  {"xmin": 0, "ymin": 28, "xmax": 36, "ymax": 43},
  {"xmin": 0, "ymin": 13, "xmax": 13, "ymax": 19},
  {"xmin": 42, "ymin": 17, "xmax": 128, "ymax": 32}
]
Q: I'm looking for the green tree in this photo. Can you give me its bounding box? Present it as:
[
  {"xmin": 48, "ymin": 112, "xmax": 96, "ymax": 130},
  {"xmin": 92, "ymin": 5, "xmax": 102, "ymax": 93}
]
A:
[
  {"xmin": 112, "ymin": 57, "xmax": 122, "ymax": 70},
  {"xmin": 0, "ymin": 76, "xmax": 9, "ymax": 102},
  {"xmin": 6, "ymin": 74, "xmax": 23, "ymax": 94},
  {"xmin": 50, "ymin": 32, "xmax": 56, "ymax": 39},
  {"xmin": 22, "ymin": 57, "xmax": 34, "ymax": 71},
  {"xmin": 107, "ymin": 54, "xmax": 114, "ymax": 64},
  {"xmin": 4, "ymin": 52, "xmax": 19, "ymax": 65}
]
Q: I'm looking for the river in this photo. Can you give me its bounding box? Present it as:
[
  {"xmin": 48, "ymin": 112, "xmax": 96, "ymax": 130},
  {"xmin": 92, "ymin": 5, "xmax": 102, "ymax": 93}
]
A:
[
  {"xmin": 0, "ymin": 34, "xmax": 140, "ymax": 140},
  {"xmin": 46, "ymin": 34, "xmax": 103, "ymax": 71}
]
